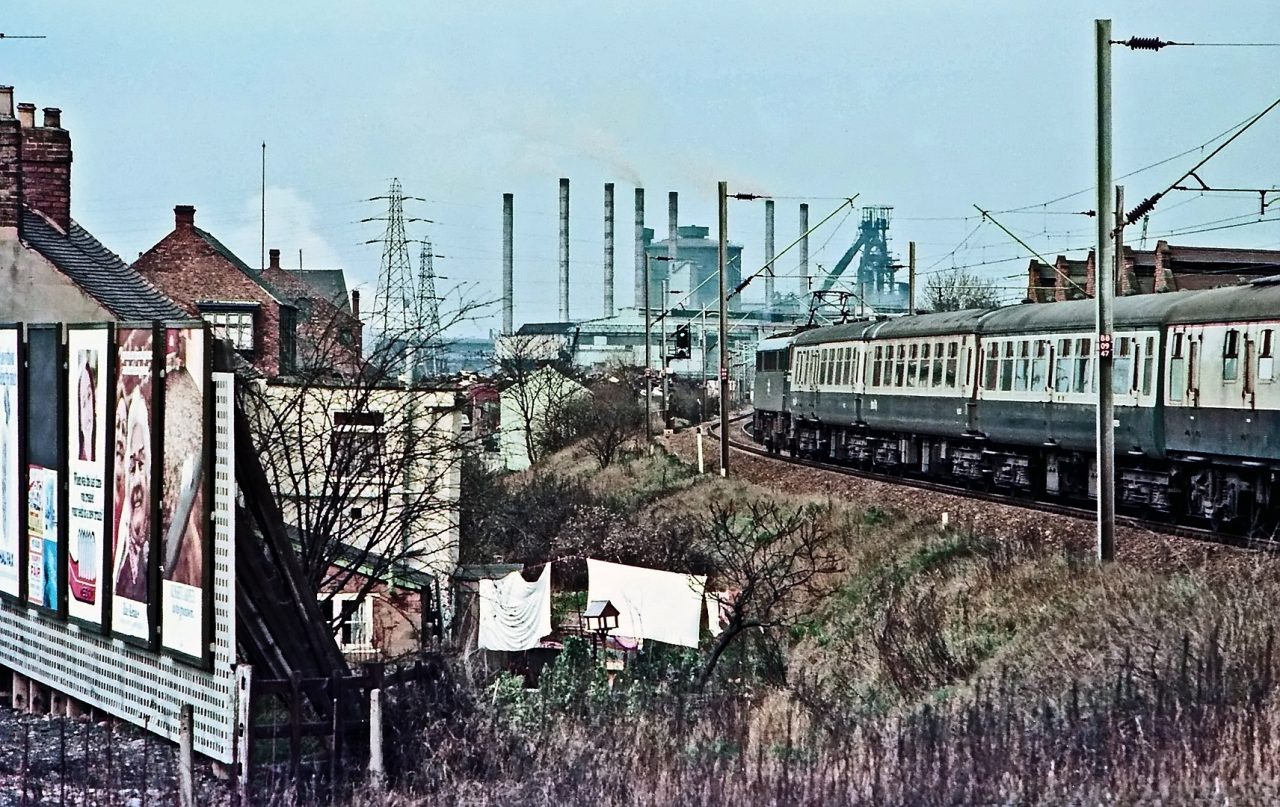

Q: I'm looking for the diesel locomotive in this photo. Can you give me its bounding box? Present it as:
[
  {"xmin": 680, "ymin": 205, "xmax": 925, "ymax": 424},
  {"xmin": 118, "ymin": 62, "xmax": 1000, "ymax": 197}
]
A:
[{"xmin": 751, "ymin": 277, "xmax": 1280, "ymax": 534}]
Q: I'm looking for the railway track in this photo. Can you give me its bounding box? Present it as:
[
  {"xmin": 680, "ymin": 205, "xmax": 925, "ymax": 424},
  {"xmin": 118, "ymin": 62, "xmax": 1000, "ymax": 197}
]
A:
[{"xmin": 706, "ymin": 416, "xmax": 1271, "ymax": 551}]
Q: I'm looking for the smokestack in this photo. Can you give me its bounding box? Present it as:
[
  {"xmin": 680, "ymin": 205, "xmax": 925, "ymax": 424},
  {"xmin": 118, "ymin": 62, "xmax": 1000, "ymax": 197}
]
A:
[
  {"xmin": 634, "ymin": 187, "xmax": 645, "ymax": 307},
  {"xmin": 351, "ymin": 289, "xmax": 361, "ymax": 320},
  {"xmin": 667, "ymin": 192, "xmax": 678, "ymax": 276},
  {"xmin": 764, "ymin": 200, "xmax": 776, "ymax": 307},
  {"xmin": 268, "ymin": 248, "xmax": 281, "ymax": 271},
  {"xmin": 799, "ymin": 203, "xmax": 810, "ymax": 294},
  {"xmin": 558, "ymin": 177, "xmax": 570, "ymax": 321},
  {"xmin": 603, "ymin": 183, "xmax": 614, "ymax": 318},
  {"xmin": 502, "ymin": 192, "xmax": 514, "ymax": 335}
]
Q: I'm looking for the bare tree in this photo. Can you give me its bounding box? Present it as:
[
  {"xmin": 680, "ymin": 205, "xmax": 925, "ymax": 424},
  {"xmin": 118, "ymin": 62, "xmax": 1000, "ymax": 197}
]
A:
[
  {"xmin": 495, "ymin": 334, "xmax": 587, "ymax": 468},
  {"xmin": 923, "ymin": 267, "xmax": 1003, "ymax": 312},
  {"xmin": 565, "ymin": 378, "xmax": 644, "ymax": 469},
  {"xmin": 695, "ymin": 499, "xmax": 841, "ymax": 690},
  {"xmin": 240, "ymin": 289, "xmax": 489, "ymax": 632}
]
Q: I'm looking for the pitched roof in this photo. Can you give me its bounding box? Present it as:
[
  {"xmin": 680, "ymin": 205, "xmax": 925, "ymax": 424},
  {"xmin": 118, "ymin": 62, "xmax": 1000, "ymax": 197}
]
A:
[
  {"xmin": 22, "ymin": 209, "xmax": 187, "ymax": 320},
  {"xmin": 291, "ymin": 269, "xmax": 352, "ymax": 313},
  {"xmin": 191, "ymin": 227, "xmax": 293, "ymax": 307}
]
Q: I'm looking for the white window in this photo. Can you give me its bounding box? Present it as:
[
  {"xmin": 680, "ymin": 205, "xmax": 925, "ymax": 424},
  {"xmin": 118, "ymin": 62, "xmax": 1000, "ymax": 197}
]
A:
[
  {"xmin": 323, "ymin": 594, "xmax": 374, "ymax": 650},
  {"xmin": 201, "ymin": 309, "xmax": 255, "ymax": 350},
  {"xmin": 1261, "ymin": 329, "xmax": 1275, "ymax": 383}
]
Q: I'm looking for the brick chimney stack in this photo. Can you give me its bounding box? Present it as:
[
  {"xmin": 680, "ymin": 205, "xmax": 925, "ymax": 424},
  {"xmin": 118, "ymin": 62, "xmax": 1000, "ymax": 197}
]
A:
[
  {"xmin": 174, "ymin": 204, "xmax": 196, "ymax": 229},
  {"xmin": 351, "ymin": 289, "xmax": 360, "ymax": 320},
  {"xmin": 268, "ymin": 248, "xmax": 281, "ymax": 271},
  {"xmin": 0, "ymin": 87, "xmax": 20, "ymax": 232},
  {"xmin": 19, "ymin": 100, "xmax": 72, "ymax": 232}
]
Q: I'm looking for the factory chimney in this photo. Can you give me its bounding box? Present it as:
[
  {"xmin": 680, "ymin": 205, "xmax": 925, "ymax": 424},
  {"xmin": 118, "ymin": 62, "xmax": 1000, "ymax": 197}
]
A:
[
  {"xmin": 558, "ymin": 178, "xmax": 570, "ymax": 321},
  {"xmin": 799, "ymin": 203, "xmax": 810, "ymax": 295},
  {"xmin": 502, "ymin": 192, "xmax": 514, "ymax": 334},
  {"xmin": 667, "ymin": 191, "xmax": 679, "ymax": 279},
  {"xmin": 764, "ymin": 200, "xmax": 776, "ymax": 308},
  {"xmin": 603, "ymin": 183, "xmax": 614, "ymax": 318},
  {"xmin": 634, "ymin": 187, "xmax": 645, "ymax": 307}
]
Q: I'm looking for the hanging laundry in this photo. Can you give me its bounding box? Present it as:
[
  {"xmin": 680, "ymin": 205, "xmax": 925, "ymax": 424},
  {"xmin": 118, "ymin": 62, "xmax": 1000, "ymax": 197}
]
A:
[
  {"xmin": 478, "ymin": 565, "xmax": 553, "ymax": 652},
  {"xmin": 705, "ymin": 590, "xmax": 738, "ymax": 638},
  {"xmin": 587, "ymin": 559, "xmax": 706, "ymax": 648}
]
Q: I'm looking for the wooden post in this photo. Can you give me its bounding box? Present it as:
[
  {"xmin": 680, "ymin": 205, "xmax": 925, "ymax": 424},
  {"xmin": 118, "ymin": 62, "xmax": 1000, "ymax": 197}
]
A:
[
  {"xmin": 178, "ymin": 704, "xmax": 195, "ymax": 807},
  {"xmin": 235, "ymin": 664, "xmax": 254, "ymax": 805},
  {"xmin": 369, "ymin": 688, "xmax": 385, "ymax": 791}
]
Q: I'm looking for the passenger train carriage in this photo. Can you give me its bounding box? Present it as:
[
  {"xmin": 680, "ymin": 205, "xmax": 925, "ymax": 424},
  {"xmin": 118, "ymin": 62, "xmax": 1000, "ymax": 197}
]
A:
[{"xmin": 752, "ymin": 278, "xmax": 1280, "ymax": 533}]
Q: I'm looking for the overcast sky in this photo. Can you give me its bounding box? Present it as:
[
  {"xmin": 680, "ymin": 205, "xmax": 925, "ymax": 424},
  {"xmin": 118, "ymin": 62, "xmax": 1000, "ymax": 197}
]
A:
[{"xmin": 6, "ymin": 2, "xmax": 1280, "ymax": 335}]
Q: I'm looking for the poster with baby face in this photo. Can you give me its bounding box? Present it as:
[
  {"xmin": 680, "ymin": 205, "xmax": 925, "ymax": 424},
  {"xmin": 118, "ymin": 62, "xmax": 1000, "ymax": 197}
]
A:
[
  {"xmin": 26, "ymin": 326, "xmax": 62, "ymax": 613},
  {"xmin": 67, "ymin": 326, "xmax": 110, "ymax": 628},
  {"xmin": 160, "ymin": 326, "xmax": 208, "ymax": 662},
  {"xmin": 0, "ymin": 327, "xmax": 20, "ymax": 600},
  {"xmin": 111, "ymin": 327, "xmax": 156, "ymax": 644}
]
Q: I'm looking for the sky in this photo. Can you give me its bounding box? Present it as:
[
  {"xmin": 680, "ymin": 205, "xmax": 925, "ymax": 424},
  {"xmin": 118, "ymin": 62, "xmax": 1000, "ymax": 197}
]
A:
[{"xmin": 5, "ymin": 2, "xmax": 1280, "ymax": 336}]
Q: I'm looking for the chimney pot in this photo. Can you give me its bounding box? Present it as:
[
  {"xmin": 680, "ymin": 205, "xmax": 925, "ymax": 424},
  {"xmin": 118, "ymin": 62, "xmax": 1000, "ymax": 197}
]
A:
[
  {"xmin": 41, "ymin": 107, "xmax": 61, "ymax": 129},
  {"xmin": 0, "ymin": 87, "xmax": 13, "ymax": 118},
  {"xmin": 16, "ymin": 103, "xmax": 34, "ymax": 128},
  {"xmin": 351, "ymin": 289, "xmax": 361, "ymax": 319},
  {"xmin": 268, "ymin": 248, "xmax": 281, "ymax": 270},
  {"xmin": 174, "ymin": 205, "xmax": 196, "ymax": 228}
]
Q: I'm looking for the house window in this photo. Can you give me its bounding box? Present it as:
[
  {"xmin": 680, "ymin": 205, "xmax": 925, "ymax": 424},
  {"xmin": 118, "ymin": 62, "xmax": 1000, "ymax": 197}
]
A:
[
  {"xmin": 1223, "ymin": 329, "xmax": 1240, "ymax": 382},
  {"xmin": 280, "ymin": 306, "xmax": 298, "ymax": 373},
  {"xmin": 331, "ymin": 410, "xmax": 385, "ymax": 477},
  {"xmin": 322, "ymin": 594, "xmax": 373, "ymax": 650},
  {"xmin": 202, "ymin": 309, "xmax": 255, "ymax": 350}
]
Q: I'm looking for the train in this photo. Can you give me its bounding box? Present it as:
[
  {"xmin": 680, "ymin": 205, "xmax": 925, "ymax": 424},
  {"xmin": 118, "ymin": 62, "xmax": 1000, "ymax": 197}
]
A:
[{"xmin": 751, "ymin": 277, "xmax": 1280, "ymax": 536}]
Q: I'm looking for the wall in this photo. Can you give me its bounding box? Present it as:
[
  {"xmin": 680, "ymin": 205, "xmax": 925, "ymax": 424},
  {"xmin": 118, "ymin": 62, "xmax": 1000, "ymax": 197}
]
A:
[
  {"xmin": 499, "ymin": 367, "xmax": 589, "ymax": 471},
  {"xmin": 0, "ymin": 236, "xmax": 113, "ymax": 323}
]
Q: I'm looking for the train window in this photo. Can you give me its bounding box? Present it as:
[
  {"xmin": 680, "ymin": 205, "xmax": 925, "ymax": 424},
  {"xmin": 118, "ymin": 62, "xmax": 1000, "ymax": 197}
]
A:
[
  {"xmin": 846, "ymin": 346, "xmax": 854, "ymax": 385},
  {"xmin": 840, "ymin": 347, "xmax": 850, "ymax": 385},
  {"xmin": 1013, "ymin": 341, "xmax": 1030, "ymax": 391},
  {"xmin": 756, "ymin": 352, "xmax": 764, "ymax": 372},
  {"xmin": 1261, "ymin": 330, "xmax": 1275, "ymax": 383},
  {"xmin": 1074, "ymin": 338, "xmax": 1092, "ymax": 394},
  {"xmin": 906, "ymin": 344, "xmax": 919, "ymax": 387},
  {"xmin": 999, "ymin": 341, "xmax": 1014, "ymax": 391},
  {"xmin": 853, "ymin": 348, "xmax": 861, "ymax": 385},
  {"xmin": 1030, "ymin": 341, "xmax": 1048, "ymax": 391},
  {"xmin": 931, "ymin": 342, "xmax": 944, "ymax": 387},
  {"xmin": 1113, "ymin": 336, "xmax": 1132, "ymax": 394},
  {"xmin": 1054, "ymin": 339, "xmax": 1072, "ymax": 393},
  {"xmin": 1223, "ymin": 329, "xmax": 1240, "ymax": 382},
  {"xmin": 946, "ymin": 342, "xmax": 959, "ymax": 387},
  {"xmin": 781, "ymin": 349, "xmax": 790, "ymax": 372},
  {"xmin": 1142, "ymin": 337, "xmax": 1155, "ymax": 396},
  {"xmin": 920, "ymin": 343, "xmax": 931, "ymax": 388},
  {"xmin": 895, "ymin": 345, "xmax": 906, "ymax": 387},
  {"xmin": 873, "ymin": 346, "xmax": 883, "ymax": 386},
  {"xmin": 983, "ymin": 345, "xmax": 999, "ymax": 390}
]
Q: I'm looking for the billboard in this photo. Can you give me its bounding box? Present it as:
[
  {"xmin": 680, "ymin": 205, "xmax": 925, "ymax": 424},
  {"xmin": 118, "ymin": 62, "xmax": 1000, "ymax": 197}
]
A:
[
  {"xmin": 111, "ymin": 326, "xmax": 158, "ymax": 645},
  {"xmin": 160, "ymin": 326, "xmax": 211, "ymax": 663},
  {"xmin": 67, "ymin": 326, "xmax": 112, "ymax": 629},
  {"xmin": 0, "ymin": 328, "xmax": 20, "ymax": 599},
  {"xmin": 26, "ymin": 326, "xmax": 63, "ymax": 614}
]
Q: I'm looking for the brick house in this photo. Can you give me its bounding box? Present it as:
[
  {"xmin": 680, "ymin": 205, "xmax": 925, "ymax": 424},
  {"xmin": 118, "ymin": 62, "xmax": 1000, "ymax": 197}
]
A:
[
  {"xmin": 0, "ymin": 85, "xmax": 185, "ymax": 324},
  {"xmin": 133, "ymin": 206, "xmax": 301, "ymax": 378},
  {"xmin": 1027, "ymin": 241, "xmax": 1280, "ymax": 303},
  {"xmin": 260, "ymin": 249, "xmax": 363, "ymax": 378}
]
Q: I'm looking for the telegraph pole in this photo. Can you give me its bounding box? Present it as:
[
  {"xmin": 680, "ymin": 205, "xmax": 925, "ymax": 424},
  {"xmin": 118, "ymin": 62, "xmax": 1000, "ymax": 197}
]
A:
[
  {"xmin": 718, "ymin": 181, "xmax": 730, "ymax": 477},
  {"xmin": 1096, "ymin": 18, "xmax": 1116, "ymax": 563}
]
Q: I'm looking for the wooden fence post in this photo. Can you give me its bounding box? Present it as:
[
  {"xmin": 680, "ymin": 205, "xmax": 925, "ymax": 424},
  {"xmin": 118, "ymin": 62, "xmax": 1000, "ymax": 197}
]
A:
[
  {"xmin": 178, "ymin": 704, "xmax": 195, "ymax": 807},
  {"xmin": 235, "ymin": 664, "xmax": 254, "ymax": 805},
  {"xmin": 369, "ymin": 688, "xmax": 384, "ymax": 792}
]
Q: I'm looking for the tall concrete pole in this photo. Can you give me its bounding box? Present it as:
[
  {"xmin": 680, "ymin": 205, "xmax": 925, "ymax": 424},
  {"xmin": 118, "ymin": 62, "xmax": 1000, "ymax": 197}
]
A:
[
  {"xmin": 502, "ymin": 193, "xmax": 514, "ymax": 335},
  {"xmin": 799, "ymin": 203, "xmax": 810, "ymax": 296},
  {"xmin": 1095, "ymin": 18, "xmax": 1116, "ymax": 563},
  {"xmin": 764, "ymin": 200, "xmax": 776, "ymax": 310},
  {"xmin": 558, "ymin": 177, "xmax": 570, "ymax": 321},
  {"xmin": 718, "ymin": 181, "xmax": 730, "ymax": 477},
  {"xmin": 603, "ymin": 183, "xmax": 615, "ymax": 318},
  {"xmin": 668, "ymin": 191, "xmax": 679, "ymax": 298},
  {"xmin": 644, "ymin": 252, "xmax": 652, "ymax": 445},
  {"xmin": 634, "ymin": 188, "xmax": 646, "ymax": 307}
]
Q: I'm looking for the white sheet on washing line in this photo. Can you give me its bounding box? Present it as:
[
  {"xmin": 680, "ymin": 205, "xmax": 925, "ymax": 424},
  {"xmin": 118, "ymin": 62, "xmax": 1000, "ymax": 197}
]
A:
[
  {"xmin": 478, "ymin": 565, "xmax": 553, "ymax": 652},
  {"xmin": 587, "ymin": 558, "xmax": 706, "ymax": 648}
]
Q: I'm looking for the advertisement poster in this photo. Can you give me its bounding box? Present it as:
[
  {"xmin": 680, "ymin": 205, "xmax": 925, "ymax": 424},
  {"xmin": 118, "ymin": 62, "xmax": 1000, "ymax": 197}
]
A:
[
  {"xmin": 67, "ymin": 327, "xmax": 110, "ymax": 627},
  {"xmin": 111, "ymin": 327, "xmax": 155, "ymax": 643},
  {"xmin": 26, "ymin": 327, "xmax": 61, "ymax": 613},
  {"xmin": 0, "ymin": 329, "xmax": 19, "ymax": 599},
  {"xmin": 160, "ymin": 327, "xmax": 208, "ymax": 661}
]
